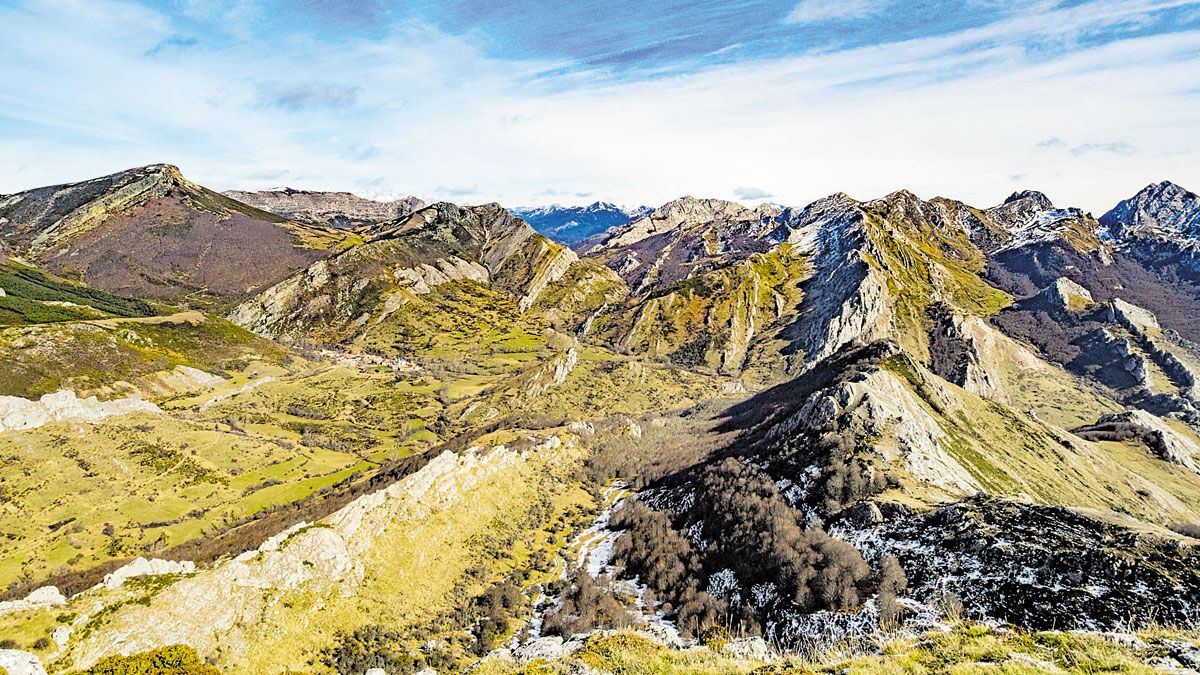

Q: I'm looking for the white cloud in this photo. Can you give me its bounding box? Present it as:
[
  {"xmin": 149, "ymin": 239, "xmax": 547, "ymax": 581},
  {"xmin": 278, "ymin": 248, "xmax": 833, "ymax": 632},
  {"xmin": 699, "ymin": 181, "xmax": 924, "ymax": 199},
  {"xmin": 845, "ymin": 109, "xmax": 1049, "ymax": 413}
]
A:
[
  {"xmin": 785, "ymin": 0, "xmax": 879, "ymax": 24},
  {"xmin": 0, "ymin": 0, "xmax": 1197, "ymax": 216},
  {"xmin": 734, "ymin": 186, "xmax": 774, "ymax": 200}
]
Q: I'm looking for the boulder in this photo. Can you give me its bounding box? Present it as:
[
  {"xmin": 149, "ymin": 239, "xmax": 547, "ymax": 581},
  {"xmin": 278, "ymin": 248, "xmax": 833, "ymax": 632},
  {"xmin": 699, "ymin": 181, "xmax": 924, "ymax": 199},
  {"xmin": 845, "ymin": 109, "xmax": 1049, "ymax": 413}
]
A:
[
  {"xmin": 0, "ymin": 586, "xmax": 66, "ymax": 616},
  {"xmin": 0, "ymin": 650, "xmax": 48, "ymax": 675},
  {"xmin": 102, "ymin": 557, "xmax": 197, "ymax": 590}
]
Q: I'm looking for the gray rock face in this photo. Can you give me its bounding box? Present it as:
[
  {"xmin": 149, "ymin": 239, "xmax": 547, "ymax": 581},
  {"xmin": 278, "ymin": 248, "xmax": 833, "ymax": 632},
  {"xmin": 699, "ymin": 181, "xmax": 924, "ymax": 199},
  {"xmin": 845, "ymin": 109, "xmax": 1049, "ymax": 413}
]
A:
[
  {"xmin": 1101, "ymin": 181, "xmax": 1200, "ymax": 243},
  {"xmin": 1107, "ymin": 298, "xmax": 1161, "ymax": 333},
  {"xmin": 1037, "ymin": 277, "xmax": 1094, "ymax": 311},
  {"xmin": 224, "ymin": 188, "xmax": 425, "ymax": 227}
]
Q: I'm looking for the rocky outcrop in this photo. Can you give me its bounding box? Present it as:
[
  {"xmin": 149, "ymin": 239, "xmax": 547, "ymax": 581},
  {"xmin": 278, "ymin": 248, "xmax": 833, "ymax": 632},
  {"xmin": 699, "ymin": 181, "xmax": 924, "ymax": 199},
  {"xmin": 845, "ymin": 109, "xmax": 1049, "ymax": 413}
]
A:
[
  {"xmin": 101, "ymin": 558, "xmax": 197, "ymax": 590},
  {"xmin": 0, "ymin": 649, "xmax": 48, "ymax": 675},
  {"xmin": 1036, "ymin": 277, "xmax": 1094, "ymax": 312},
  {"xmin": 1073, "ymin": 409, "xmax": 1200, "ymax": 474},
  {"xmin": 391, "ymin": 257, "xmax": 491, "ymax": 295},
  {"xmin": 794, "ymin": 198, "xmax": 892, "ymax": 363},
  {"xmin": 926, "ymin": 304, "xmax": 1005, "ymax": 401},
  {"xmin": 516, "ymin": 242, "xmax": 577, "ymax": 312},
  {"xmin": 0, "ymin": 586, "xmax": 66, "ymax": 617},
  {"xmin": 0, "ymin": 390, "xmax": 159, "ymax": 433},
  {"xmin": 223, "ymin": 188, "xmax": 425, "ymax": 228},
  {"xmin": 1107, "ymin": 298, "xmax": 1161, "ymax": 334},
  {"xmin": 517, "ymin": 347, "xmax": 579, "ymax": 398},
  {"xmin": 787, "ymin": 366, "xmax": 980, "ymax": 493},
  {"xmin": 144, "ymin": 365, "xmax": 227, "ymax": 397},
  {"xmin": 852, "ymin": 495, "xmax": 1200, "ymax": 630}
]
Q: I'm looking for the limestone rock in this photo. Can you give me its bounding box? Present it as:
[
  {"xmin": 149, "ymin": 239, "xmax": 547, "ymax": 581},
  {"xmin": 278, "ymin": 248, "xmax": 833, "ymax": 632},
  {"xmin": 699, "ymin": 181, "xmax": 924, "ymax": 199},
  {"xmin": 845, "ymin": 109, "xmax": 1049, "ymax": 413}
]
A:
[
  {"xmin": 1077, "ymin": 409, "xmax": 1200, "ymax": 474},
  {"xmin": 784, "ymin": 366, "xmax": 980, "ymax": 494},
  {"xmin": 0, "ymin": 586, "xmax": 66, "ymax": 616},
  {"xmin": 1038, "ymin": 277, "xmax": 1094, "ymax": 311},
  {"xmin": 513, "ymin": 635, "xmax": 584, "ymax": 663},
  {"xmin": 0, "ymin": 650, "xmax": 48, "ymax": 675},
  {"xmin": 1108, "ymin": 298, "xmax": 1161, "ymax": 334},
  {"xmin": 724, "ymin": 636, "xmax": 772, "ymax": 660},
  {"xmin": 0, "ymin": 390, "xmax": 159, "ymax": 434},
  {"xmin": 223, "ymin": 188, "xmax": 425, "ymax": 227},
  {"xmin": 102, "ymin": 557, "xmax": 197, "ymax": 590}
]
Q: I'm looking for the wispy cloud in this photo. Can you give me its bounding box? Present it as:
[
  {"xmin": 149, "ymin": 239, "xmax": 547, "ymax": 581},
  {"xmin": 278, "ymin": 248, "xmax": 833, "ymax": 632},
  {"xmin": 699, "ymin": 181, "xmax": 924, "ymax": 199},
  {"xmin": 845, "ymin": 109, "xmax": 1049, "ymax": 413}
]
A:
[
  {"xmin": 244, "ymin": 168, "xmax": 290, "ymax": 181},
  {"xmin": 435, "ymin": 184, "xmax": 481, "ymax": 197},
  {"xmin": 1071, "ymin": 141, "xmax": 1136, "ymax": 156},
  {"xmin": 734, "ymin": 186, "xmax": 774, "ymax": 200},
  {"xmin": 538, "ymin": 188, "xmax": 595, "ymax": 198},
  {"xmin": 1038, "ymin": 137, "xmax": 1137, "ymax": 156},
  {"xmin": 258, "ymin": 82, "xmax": 362, "ymax": 111},
  {"xmin": 785, "ymin": 0, "xmax": 881, "ymax": 24},
  {"xmin": 145, "ymin": 35, "xmax": 198, "ymax": 57}
]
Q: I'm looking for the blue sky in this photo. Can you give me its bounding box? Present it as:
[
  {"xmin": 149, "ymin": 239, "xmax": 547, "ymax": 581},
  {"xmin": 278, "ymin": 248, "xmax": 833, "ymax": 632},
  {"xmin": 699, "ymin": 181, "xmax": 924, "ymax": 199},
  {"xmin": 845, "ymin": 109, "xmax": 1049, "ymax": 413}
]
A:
[{"xmin": 1, "ymin": 0, "xmax": 1198, "ymax": 213}]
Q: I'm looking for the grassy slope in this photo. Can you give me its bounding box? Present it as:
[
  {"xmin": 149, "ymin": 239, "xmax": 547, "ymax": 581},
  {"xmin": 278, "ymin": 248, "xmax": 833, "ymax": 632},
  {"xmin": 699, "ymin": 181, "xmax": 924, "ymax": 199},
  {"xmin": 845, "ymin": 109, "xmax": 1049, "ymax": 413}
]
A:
[
  {"xmin": 0, "ymin": 260, "xmax": 155, "ymax": 327},
  {"xmin": 881, "ymin": 353, "xmax": 1200, "ymax": 523},
  {"xmin": 599, "ymin": 246, "xmax": 810, "ymax": 377},
  {"xmin": 0, "ymin": 313, "xmax": 287, "ymax": 398}
]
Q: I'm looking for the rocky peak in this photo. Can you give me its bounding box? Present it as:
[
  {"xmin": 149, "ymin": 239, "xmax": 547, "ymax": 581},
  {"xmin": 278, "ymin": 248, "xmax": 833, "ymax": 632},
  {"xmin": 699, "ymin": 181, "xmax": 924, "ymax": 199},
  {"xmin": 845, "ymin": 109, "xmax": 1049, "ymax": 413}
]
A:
[
  {"xmin": 591, "ymin": 196, "xmax": 761, "ymax": 252},
  {"xmin": 985, "ymin": 190, "xmax": 1060, "ymax": 230},
  {"xmin": 984, "ymin": 189, "xmax": 1099, "ymax": 254},
  {"xmin": 647, "ymin": 195, "xmax": 756, "ymax": 225},
  {"xmin": 225, "ymin": 187, "xmax": 425, "ymax": 227},
  {"xmin": 770, "ymin": 192, "xmax": 861, "ymax": 252},
  {"xmin": 1003, "ymin": 190, "xmax": 1053, "ymax": 209},
  {"xmin": 1099, "ymin": 180, "xmax": 1200, "ymax": 242}
]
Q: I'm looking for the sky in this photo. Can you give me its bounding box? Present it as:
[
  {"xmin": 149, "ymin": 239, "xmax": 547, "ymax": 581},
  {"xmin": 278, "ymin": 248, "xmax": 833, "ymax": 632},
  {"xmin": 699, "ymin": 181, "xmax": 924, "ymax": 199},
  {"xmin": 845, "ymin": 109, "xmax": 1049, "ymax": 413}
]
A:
[{"xmin": 1, "ymin": 0, "xmax": 1199, "ymax": 214}]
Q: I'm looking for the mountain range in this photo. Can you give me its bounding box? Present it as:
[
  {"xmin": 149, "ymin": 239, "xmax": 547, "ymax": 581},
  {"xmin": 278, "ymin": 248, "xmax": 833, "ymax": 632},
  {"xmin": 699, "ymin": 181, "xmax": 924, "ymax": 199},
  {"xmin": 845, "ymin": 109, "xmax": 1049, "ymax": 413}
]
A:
[
  {"xmin": 509, "ymin": 202, "xmax": 652, "ymax": 245},
  {"xmin": 1, "ymin": 165, "xmax": 1199, "ymax": 673}
]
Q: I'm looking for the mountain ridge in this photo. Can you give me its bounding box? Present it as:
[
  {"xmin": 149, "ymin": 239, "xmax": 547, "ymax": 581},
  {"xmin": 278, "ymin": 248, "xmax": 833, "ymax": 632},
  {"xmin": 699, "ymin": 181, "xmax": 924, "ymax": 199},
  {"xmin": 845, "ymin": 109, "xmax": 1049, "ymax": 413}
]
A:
[{"xmin": 2, "ymin": 167, "xmax": 1200, "ymax": 673}]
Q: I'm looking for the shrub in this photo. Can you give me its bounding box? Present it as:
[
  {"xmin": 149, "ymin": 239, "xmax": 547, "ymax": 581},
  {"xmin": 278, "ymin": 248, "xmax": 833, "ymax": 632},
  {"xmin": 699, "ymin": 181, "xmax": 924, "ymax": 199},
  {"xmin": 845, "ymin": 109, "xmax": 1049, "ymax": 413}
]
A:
[
  {"xmin": 1169, "ymin": 522, "xmax": 1200, "ymax": 539},
  {"xmin": 877, "ymin": 555, "xmax": 908, "ymax": 629},
  {"xmin": 699, "ymin": 624, "xmax": 732, "ymax": 652},
  {"xmin": 696, "ymin": 458, "xmax": 870, "ymax": 613},
  {"xmin": 321, "ymin": 625, "xmax": 415, "ymax": 675},
  {"xmin": 542, "ymin": 569, "xmax": 635, "ymax": 637},
  {"xmin": 81, "ymin": 644, "xmax": 217, "ymax": 674}
]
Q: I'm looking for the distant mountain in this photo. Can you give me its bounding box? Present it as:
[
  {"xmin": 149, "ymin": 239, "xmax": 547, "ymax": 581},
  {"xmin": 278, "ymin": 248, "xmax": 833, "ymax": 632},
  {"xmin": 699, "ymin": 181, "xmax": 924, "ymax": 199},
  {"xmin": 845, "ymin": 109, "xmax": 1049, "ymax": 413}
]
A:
[
  {"xmin": 1100, "ymin": 180, "xmax": 1200, "ymax": 242},
  {"xmin": 224, "ymin": 187, "xmax": 426, "ymax": 228},
  {"xmin": 230, "ymin": 201, "xmax": 587, "ymax": 341},
  {"xmin": 0, "ymin": 165, "xmax": 353, "ymax": 304},
  {"xmin": 509, "ymin": 201, "xmax": 651, "ymax": 244}
]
